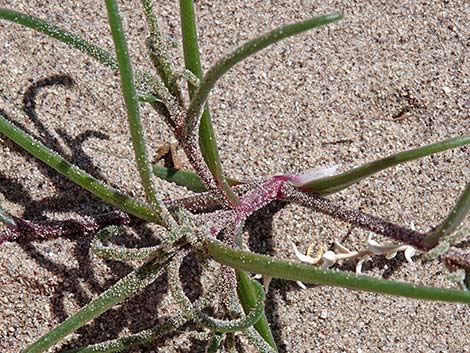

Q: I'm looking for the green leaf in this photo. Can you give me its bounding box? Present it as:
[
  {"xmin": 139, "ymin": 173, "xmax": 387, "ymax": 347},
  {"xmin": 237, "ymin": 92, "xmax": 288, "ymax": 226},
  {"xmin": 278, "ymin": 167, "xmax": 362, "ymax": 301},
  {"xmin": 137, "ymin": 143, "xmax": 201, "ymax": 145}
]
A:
[
  {"xmin": 105, "ymin": 0, "xmax": 171, "ymax": 226},
  {"xmin": 0, "ymin": 115, "xmax": 157, "ymax": 222},
  {"xmin": 0, "ymin": 8, "xmax": 117, "ymax": 69},
  {"xmin": 423, "ymin": 182, "xmax": 470, "ymax": 248},
  {"xmin": 199, "ymin": 108, "xmax": 241, "ymax": 204},
  {"xmin": 179, "ymin": 0, "xmax": 240, "ymax": 205},
  {"xmin": 24, "ymin": 258, "xmax": 168, "ymax": 353},
  {"xmin": 181, "ymin": 12, "xmax": 342, "ymax": 206},
  {"xmin": 154, "ymin": 165, "xmax": 207, "ymax": 192},
  {"xmin": 237, "ymin": 271, "xmax": 278, "ymax": 352},
  {"xmin": 301, "ymin": 135, "xmax": 470, "ymax": 194},
  {"xmin": 153, "ymin": 165, "xmax": 242, "ymax": 193},
  {"xmin": 206, "ymin": 238, "xmax": 470, "ymax": 304}
]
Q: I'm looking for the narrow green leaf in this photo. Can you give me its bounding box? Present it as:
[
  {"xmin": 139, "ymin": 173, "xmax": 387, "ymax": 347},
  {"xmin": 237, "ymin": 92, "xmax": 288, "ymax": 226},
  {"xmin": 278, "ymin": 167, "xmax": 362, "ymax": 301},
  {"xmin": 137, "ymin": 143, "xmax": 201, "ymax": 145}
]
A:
[
  {"xmin": 184, "ymin": 13, "xmax": 343, "ymax": 137},
  {"xmin": 237, "ymin": 271, "xmax": 278, "ymax": 352},
  {"xmin": 105, "ymin": 0, "xmax": 171, "ymax": 226},
  {"xmin": 206, "ymin": 238, "xmax": 470, "ymax": 304},
  {"xmin": 182, "ymin": 11, "xmax": 342, "ymax": 204},
  {"xmin": 301, "ymin": 135, "xmax": 470, "ymax": 194},
  {"xmin": 0, "ymin": 115, "xmax": 157, "ymax": 222},
  {"xmin": 0, "ymin": 8, "xmax": 117, "ymax": 69},
  {"xmin": 154, "ymin": 165, "xmax": 207, "ymax": 192},
  {"xmin": 24, "ymin": 258, "xmax": 167, "ymax": 353},
  {"xmin": 423, "ymin": 182, "xmax": 470, "ymax": 248},
  {"xmin": 153, "ymin": 165, "xmax": 242, "ymax": 193},
  {"xmin": 141, "ymin": 0, "xmax": 182, "ymax": 103},
  {"xmin": 200, "ymin": 109, "xmax": 242, "ymax": 203},
  {"xmin": 178, "ymin": 0, "xmax": 202, "ymax": 96},
  {"xmin": 179, "ymin": 0, "xmax": 240, "ymax": 206}
]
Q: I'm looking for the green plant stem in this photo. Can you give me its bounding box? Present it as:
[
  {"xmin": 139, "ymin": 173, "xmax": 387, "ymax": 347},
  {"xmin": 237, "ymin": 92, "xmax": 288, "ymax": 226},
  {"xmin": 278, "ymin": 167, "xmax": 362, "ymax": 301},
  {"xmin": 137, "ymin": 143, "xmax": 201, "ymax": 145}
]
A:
[
  {"xmin": 23, "ymin": 258, "xmax": 168, "ymax": 353},
  {"xmin": 205, "ymin": 239, "xmax": 470, "ymax": 304},
  {"xmin": 105, "ymin": 0, "xmax": 173, "ymax": 227},
  {"xmin": 0, "ymin": 115, "xmax": 157, "ymax": 222},
  {"xmin": 0, "ymin": 8, "xmax": 117, "ymax": 69},
  {"xmin": 423, "ymin": 182, "xmax": 470, "ymax": 248},
  {"xmin": 301, "ymin": 135, "xmax": 470, "ymax": 194},
  {"xmin": 179, "ymin": 0, "xmax": 240, "ymax": 206}
]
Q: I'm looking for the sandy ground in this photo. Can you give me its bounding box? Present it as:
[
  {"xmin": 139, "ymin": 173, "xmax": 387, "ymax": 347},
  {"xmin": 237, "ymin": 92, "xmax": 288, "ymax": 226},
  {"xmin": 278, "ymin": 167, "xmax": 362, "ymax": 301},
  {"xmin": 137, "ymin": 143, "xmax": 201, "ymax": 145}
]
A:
[{"xmin": 0, "ymin": 1, "xmax": 469, "ymax": 352}]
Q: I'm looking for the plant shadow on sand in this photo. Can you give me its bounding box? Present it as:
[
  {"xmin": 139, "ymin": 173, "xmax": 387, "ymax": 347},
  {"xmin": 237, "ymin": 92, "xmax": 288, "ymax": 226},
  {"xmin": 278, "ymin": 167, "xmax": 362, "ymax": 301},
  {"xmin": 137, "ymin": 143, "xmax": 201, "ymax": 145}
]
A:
[{"xmin": 0, "ymin": 75, "xmax": 181, "ymax": 351}]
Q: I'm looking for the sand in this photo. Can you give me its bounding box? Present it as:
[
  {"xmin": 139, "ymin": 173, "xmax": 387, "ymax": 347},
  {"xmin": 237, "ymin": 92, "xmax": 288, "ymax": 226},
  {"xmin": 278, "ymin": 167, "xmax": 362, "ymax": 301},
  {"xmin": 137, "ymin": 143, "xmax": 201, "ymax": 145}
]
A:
[{"xmin": 0, "ymin": 0, "xmax": 469, "ymax": 352}]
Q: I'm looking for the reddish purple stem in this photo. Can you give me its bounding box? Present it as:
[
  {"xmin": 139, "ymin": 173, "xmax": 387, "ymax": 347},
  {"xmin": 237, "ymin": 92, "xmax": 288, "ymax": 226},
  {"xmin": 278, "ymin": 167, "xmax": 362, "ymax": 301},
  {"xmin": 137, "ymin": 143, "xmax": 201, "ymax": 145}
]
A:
[
  {"xmin": 0, "ymin": 211, "xmax": 131, "ymax": 244},
  {"xmin": 0, "ymin": 176, "xmax": 449, "ymax": 255},
  {"xmin": 443, "ymin": 247, "xmax": 470, "ymax": 271},
  {"xmin": 235, "ymin": 176, "xmax": 287, "ymax": 222}
]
